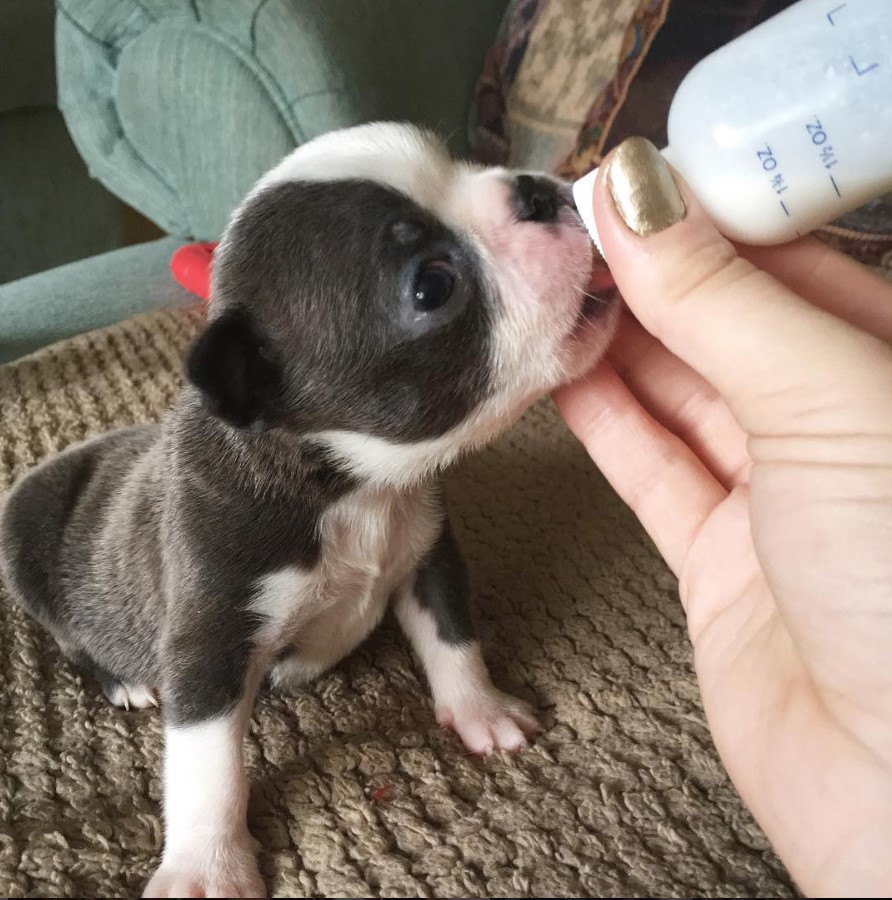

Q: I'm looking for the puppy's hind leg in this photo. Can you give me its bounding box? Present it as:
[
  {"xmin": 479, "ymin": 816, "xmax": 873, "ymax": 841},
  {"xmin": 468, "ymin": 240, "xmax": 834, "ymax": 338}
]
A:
[
  {"xmin": 106, "ymin": 682, "xmax": 160, "ymax": 711},
  {"xmin": 0, "ymin": 447, "xmax": 87, "ymax": 633},
  {"xmin": 63, "ymin": 645, "xmax": 159, "ymax": 711}
]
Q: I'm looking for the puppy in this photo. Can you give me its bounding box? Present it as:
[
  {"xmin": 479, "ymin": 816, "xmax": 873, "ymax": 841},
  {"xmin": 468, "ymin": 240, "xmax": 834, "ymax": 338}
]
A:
[{"xmin": 0, "ymin": 123, "xmax": 618, "ymax": 897}]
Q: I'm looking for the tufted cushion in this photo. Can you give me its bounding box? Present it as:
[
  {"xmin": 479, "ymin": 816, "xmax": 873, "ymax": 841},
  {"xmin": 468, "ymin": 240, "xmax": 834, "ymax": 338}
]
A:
[{"xmin": 56, "ymin": 0, "xmax": 507, "ymax": 241}]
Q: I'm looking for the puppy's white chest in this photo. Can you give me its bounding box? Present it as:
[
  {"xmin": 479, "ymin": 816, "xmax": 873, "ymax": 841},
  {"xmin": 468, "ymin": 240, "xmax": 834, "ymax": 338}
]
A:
[{"xmin": 254, "ymin": 483, "xmax": 440, "ymax": 682}]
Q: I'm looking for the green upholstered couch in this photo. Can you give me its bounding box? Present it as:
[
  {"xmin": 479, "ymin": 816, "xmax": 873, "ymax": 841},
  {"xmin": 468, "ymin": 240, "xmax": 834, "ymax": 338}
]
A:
[{"xmin": 0, "ymin": 0, "xmax": 508, "ymax": 364}]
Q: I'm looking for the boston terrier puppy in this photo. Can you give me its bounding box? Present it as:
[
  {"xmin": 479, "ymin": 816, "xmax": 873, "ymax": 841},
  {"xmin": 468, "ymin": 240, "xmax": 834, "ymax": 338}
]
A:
[{"xmin": 0, "ymin": 123, "xmax": 618, "ymax": 897}]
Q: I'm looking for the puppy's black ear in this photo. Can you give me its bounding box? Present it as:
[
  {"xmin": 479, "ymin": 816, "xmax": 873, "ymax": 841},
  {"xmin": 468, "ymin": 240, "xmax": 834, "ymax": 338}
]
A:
[{"xmin": 186, "ymin": 308, "xmax": 280, "ymax": 430}]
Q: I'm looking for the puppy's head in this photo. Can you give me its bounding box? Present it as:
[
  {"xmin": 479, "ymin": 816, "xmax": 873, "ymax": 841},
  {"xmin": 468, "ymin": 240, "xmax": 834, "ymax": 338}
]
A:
[{"xmin": 187, "ymin": 123, "xmax": 618, "ymax": 483}]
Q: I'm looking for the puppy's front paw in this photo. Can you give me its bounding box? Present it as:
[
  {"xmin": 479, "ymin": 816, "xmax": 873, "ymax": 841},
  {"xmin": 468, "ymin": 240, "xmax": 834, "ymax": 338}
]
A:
[
  {"xmin": 436, "ymin": 688, "xmax": 540, "ymax": 755},
  {"xmin": 143, "ymin": 839, "xmax": 264, "ymax": 898}
]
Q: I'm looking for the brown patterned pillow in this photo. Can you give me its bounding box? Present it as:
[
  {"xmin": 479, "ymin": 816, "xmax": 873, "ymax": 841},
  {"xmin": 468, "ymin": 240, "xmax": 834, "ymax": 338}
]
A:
[{"xmin": 470, "ymin": 0, "xmax": 670, "ymax": 172}]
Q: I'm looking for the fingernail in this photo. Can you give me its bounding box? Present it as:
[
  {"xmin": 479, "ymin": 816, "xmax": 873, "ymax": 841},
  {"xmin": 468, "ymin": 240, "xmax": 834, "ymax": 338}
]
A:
[{"xmin": 606, "ymin": 137, "xmax": 685, "ymax": 236}]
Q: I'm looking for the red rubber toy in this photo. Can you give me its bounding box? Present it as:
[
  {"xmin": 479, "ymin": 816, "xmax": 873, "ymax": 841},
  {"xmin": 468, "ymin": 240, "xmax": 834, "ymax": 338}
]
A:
[{"xmin": 170, "ymin": 242, "xmax": 218, "ymax": 303}]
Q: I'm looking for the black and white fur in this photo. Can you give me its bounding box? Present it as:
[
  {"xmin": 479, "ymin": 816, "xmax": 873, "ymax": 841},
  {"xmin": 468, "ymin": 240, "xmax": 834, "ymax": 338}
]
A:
[{"xmin": 0, "ymin": 124, "xmax": 618, "ymax": 898}]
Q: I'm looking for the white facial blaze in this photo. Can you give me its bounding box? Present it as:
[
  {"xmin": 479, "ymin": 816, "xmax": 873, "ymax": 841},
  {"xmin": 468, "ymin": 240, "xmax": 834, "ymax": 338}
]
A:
[
  {"xmin": 252, "ymin": 122, "xmax": 454, "ymax": 213},
  {"xmin": 444, "ymin": 167, "xmax": 596, "ymax": 392}
]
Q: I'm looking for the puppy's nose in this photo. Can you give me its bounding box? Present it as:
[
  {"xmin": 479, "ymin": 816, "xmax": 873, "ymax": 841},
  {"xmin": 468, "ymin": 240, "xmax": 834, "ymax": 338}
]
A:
[{"xmin": 513, "ymin": 175, "xmax": 560, "ymax": 223}]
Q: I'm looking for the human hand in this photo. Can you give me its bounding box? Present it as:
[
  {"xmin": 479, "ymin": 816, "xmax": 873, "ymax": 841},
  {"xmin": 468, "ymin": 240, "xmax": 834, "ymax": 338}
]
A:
[{"xmin": 554, "ymin": 137, "xmax": 892, "ymax": 897}]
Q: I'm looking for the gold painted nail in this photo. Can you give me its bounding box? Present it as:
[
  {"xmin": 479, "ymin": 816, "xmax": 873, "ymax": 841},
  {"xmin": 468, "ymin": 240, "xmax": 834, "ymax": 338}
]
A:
[{"xmin": 606, "ymin": 137, "xmax": 685, "ymax": 236}]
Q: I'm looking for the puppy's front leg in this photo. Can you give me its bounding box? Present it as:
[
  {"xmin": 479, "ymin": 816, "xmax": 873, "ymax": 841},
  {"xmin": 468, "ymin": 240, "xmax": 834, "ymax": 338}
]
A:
[
  {"xmin": 396, "ymin": 521, "xmax": 539, "ymax": 755},
  {"xmin": 144, "ymin": 622, "xmax": 266, "ymax": 899}
]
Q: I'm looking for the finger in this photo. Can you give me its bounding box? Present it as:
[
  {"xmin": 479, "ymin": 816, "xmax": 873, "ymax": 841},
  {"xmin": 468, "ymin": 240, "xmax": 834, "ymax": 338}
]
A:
[
  {"xmin": 739, "ymin": 237, "xmax": 892, "ymax": 344},
  {"xmin": 608, "ymin": 313, "xmax": 750, "ymax": 488},
  {"xmin": 593, "ymin": 139, "xmax": 892, "ymax": 439},
  {"xmin": 553, "ymin": 362, "xmax": 727, "ymax": 577}
]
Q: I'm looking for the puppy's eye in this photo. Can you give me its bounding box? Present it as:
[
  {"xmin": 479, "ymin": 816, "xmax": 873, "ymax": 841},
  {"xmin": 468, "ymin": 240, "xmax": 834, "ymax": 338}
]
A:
[{"xmin": 413, "ymin": 261, "xmax": 455, "ymax": 312}]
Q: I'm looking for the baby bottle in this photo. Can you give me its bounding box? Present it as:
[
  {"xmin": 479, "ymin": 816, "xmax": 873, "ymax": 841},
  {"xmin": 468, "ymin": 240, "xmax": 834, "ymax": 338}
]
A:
[{"xmin": 573, "ymin": 0, "xmax": 892, "ymax": 247}]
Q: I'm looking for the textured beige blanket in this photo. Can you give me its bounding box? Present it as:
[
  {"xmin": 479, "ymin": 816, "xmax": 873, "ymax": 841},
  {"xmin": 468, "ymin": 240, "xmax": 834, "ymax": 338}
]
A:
[{"xmin": 0, "ymin": 308, "xmax": 794, "ymax": 897}]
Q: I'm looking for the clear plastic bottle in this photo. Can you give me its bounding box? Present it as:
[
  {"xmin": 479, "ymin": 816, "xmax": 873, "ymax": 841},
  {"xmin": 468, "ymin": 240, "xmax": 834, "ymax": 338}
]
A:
[{"xmin": 573, "ymin": 0, "xmax": 892, "ymax": 247}]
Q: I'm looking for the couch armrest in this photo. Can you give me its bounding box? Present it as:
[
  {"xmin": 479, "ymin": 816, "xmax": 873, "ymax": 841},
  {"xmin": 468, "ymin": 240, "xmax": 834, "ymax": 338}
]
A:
[
  {"xmin": 0, "ymin": 238, "xmax": 193, "ymax": 365},
  {"xmin": 56, "ymin": 0, "xmax": 507, "ymax": 242}
]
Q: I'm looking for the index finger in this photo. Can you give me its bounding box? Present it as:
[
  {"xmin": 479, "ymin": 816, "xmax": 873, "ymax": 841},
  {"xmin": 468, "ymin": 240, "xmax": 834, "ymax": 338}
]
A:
[{"xmin": 594, "ymin": 139, "xmax": 892, "ymax": 439}]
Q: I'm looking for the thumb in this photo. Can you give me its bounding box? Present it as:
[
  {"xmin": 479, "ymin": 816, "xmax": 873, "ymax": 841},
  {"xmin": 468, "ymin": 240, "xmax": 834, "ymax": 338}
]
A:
[{"xmin": 593, "ymin": 137, "xmax": 892, "ymax": 438}]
